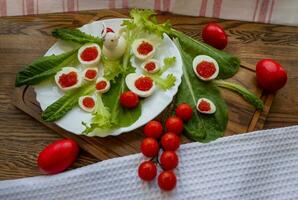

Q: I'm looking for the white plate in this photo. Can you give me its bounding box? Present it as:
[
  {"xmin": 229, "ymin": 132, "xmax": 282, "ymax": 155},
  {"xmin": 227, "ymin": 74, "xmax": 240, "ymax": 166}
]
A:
[{"xmin": 34, "ymin": 18, "xmax": 183, "ymax": 137}]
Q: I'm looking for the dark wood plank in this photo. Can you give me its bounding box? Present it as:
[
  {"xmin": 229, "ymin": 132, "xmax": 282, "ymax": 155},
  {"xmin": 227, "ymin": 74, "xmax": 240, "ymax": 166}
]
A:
[{"xmin": 1, "ymin": 9, "xmax": 298, "ymax": 180}]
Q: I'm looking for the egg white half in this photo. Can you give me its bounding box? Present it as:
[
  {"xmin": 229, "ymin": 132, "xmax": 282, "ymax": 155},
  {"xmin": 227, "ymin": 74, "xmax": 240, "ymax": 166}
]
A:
[
  {"xmin": 192, "ymin": 55, "xmax": 219, "ymax": 81},
  {"xmin": 196, "ymin": 97, "xmax": 216, "ymax": 114}
]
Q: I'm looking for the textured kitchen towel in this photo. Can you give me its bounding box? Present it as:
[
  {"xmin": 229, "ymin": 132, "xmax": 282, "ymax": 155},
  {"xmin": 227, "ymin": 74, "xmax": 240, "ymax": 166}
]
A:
[
  {"xmin": 1, "ymin": 125, "xmax": 298, "ymax": 200},
  {"xmin": 1, "ymin": 0, "xmax": 298, "ymax": 26}
]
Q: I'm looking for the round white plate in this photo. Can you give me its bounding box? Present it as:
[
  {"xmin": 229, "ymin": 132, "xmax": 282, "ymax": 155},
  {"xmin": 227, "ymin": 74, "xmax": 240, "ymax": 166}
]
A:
[{"xmin": 34, "ymin": 18, "xmax": 183, "ymax": 137}]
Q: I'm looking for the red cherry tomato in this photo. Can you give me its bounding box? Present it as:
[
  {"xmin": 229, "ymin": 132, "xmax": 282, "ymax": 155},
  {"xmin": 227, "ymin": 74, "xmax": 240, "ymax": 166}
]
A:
[
  {"xmin": 161, "ymin": 132, "xmax": 180, "ymax": 151},
  {"xmin": 37, "ymin": 139, "xmax": 79, "ymax": 174},
  {"xmin": 202, "ymin": 22, "xmax": 228, "ymax": 50},
  {"xmin": 143, "ymin": 120, "xmax": 163, "ymax": 139},
  {"xmin": 165, "ymin": 116, "xmax": 184, "ymax": 135},
  {"xmin": 175, "ymin": 103, "xmax": 193, "ymax": 121},
  {"xmin": 160, "ymin": 151, "xmax": 179, "ymax": 170},
  {"xmin": 138, "ymin": 160, "xmax": 157, "ymax": 181},
  {"xmin": 158, "ymin": 171, "xmax": 177, "ymax": 191},
  {"xmin": 256, "ymin": 59, "xmax": 287, "ymax": 92},
  {"xmin": 120, "ymin": 91, "xmax": 139, "ymax": 109},
  {"xmin": 140, "ymin": 138, "xmax": 159, "ymax": 157}
]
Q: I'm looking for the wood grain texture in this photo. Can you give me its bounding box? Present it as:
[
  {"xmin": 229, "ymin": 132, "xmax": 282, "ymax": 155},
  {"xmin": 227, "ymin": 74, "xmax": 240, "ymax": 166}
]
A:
[{"xmin": 1, "ymin": 9, "xmax": 298, "ymax": 180}]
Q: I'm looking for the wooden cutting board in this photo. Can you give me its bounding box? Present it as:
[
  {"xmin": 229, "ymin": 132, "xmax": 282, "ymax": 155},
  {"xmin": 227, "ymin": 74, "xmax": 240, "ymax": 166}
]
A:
[{"xmin": 13, "ymin": 12, "xmax": 274, "ymax": 161}]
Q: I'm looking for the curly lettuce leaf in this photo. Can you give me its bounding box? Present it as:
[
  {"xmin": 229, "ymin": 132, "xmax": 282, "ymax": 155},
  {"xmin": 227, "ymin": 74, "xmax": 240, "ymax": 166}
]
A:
[
  {"xmin": 15, "ymin": 49, "xmax": 78, "ymax": 87},
  {"xmin": 52, "ymin": 28, "xmax": 103, "ymax": 45},
  {"xmin": 125, "ymin": 9, "xmax": 240, "ymax": 79},
  {"xmin": 146, "ymin": 57, "xmax": 176, "ymax": 90},
  {"xmin": 42, "ymin": 82, "xmax": 95, "ymax": 122},
  {"xmin": 82, "ymin": 93, "xmax": 112, "ymax": 136},
  {"xmin": 102, "ymin": 57, "xmax": 123, "ymax": 81}
]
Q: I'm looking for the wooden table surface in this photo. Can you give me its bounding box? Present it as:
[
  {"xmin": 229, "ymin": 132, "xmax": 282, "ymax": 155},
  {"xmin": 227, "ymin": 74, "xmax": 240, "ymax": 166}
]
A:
[{"xmin": 0, "ymin": 9, "xmax": 297, "ymax": 180}]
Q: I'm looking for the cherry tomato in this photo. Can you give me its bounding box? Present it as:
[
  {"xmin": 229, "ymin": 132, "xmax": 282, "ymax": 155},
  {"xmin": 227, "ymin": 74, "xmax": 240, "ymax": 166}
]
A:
[
  {"xmin": 120, "ymin": 91, "xmax": 139, "ymax": 109},
  {"xmin": 143, "ymin": 120, "xmax": 163, "ymax": 139},
  {"xmin": 165, "ymin": 116, "xmax": 184, "ymax": 135},
  {"xmin": 37, "ymin": 139, "xmax": 79, "ymax": 174},
  {"xmin": 158, "ymin": 171, "xmax": 177, "ymax": 191},
  {"xmin": 256, "ymin": 59, "xmax": 287, "ymax": 92},
  {"xmin": 138, "ymin": 160, "xmax": 157, "ymax": 181},
  {"xmin": 175, "ymin": 103, "xmax": 193, "ymax": 121},
  {"xmin": 140, "ymin": 138, "xmax": 159, "ymax": 157},
  {"xmin": 160, "ymin": 151, "xmax": 179, "ymax": 170},
  {"xmin": 161, "ymin": 132, "xmax": 180, "ymax": 151},
  {"xmin": 202, "ymin": 22, "xmax": 228, "ymax": 50}
]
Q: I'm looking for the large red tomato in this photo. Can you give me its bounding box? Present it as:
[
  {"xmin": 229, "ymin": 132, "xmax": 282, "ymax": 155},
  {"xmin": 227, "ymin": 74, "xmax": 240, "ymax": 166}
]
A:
[
  {"xmin": 202, "ymin": 22, "xmax": 228, "ymax": 50},
  {"xmin": 37, "ymin": 139, "xmax": 79, "ymax": 174},
  {"xmin": 256, "ymin": 59, "xmax": 287, "ymax": 92}
]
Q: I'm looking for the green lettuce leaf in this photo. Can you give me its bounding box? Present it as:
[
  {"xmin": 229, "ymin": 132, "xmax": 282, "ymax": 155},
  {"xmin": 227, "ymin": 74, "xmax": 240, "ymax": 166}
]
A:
[
  {"xmin": 102, "ymin": 57, "xmax": 123, "ymax": 81},
  {"xmin": 15, "ymin": 49, "xmax": 78, "ymax": 87},
  {"xmin": 145, "ymin": 57, "xmax": 176, "ymax": 90},
  {"xmin": 214, "ymin": 80, "xmax": 264, "ymax": 110},
  {"xmin": 42, "ymin": 82, "xmax": 95, "ymax": 122},
  {"xmin": 175, "ymin": 39, "xmax": 228, "ymax": 142},
  {"xmin": 125, "ymin": 9, "xmax": 240, "ymax": 79},
  {"xmin": 52, "ymin": 28, "xmax": 103, "ymax": 45},
  {"xmin": 82, "ymin": 93, "xmax": 112, "ymax": 136}
]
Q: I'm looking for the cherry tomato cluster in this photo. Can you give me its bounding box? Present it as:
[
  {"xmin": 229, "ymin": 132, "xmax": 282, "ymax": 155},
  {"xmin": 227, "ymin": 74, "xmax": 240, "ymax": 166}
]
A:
[{"xmin": 138, "ymin": 103, "xmax": 193, "ymax": 191}]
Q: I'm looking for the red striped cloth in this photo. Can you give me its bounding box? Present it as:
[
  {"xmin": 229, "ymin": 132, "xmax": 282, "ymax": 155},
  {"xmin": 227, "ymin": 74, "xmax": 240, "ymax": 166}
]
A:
[{"xmin": 0, "ymin": 0, "xmax": 296, "ymax": 26}]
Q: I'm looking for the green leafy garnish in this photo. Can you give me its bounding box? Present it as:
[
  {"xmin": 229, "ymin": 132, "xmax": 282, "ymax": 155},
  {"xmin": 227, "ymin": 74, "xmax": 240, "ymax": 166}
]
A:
[
  {"xmin": 145, "ymin": 57, "xmax": 176, "ymax": 90},
  {"xmin": 102, "ymin": 57, "xmax": 123, "ymax": 81},
  {"xmin": 175, "ymin": 39, "xmax": 228, "ymax": 142},
  {"xmin": 214, "ymin": 80, "xmax": 264, "ymax": 110},
  {"xmin": 83, "ymin": 29, "xmax": 141, "ymax": 134},
  {"xmin": 15, "ymin": 49, "xmax": 78, "ymax": 87},
  {"xmin": 42, "ymin": 82, "xmax": 95, "ymax": 122},
  {"xmin": 52, "ymin": 28, "xmax": 103, "ymax": 45},
  {"xmin": 126, "ymin": 9, "xmax": 240, "ymax": 79},
  {"xmin": 82, "ymin": 93, "xmax": 112, "ymax": 136}
]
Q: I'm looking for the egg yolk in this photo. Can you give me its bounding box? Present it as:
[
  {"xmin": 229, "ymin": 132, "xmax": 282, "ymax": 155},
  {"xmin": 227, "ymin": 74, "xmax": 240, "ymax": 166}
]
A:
[
  {"xmin": 82, "ymin": 97, "xmax": 95, "ymax": 108},
  {"xmin": 58, "ymin": 72, "xmax": 78, "ymax": 88},
  {"xmin": 137, "ymin": 41, "xmax": 153, "ymax": 55},
  {"xmin": 96, "ymin": 80, "xmax": 107, "ymax": 90},
  {"xmin": 196, "ymin": 61, "xmax": 216, "ymax": 78},
  {"xmin": 144, "ymin": 62, "xmax": 156, "ymax": 72},
  {"xmin": 85, "ymin": 69, "xmax": 97, "ymax": 80},
  {"xmin": 80, "ymin": 47, "xmax": 99, "ymax": 62},
  {"xmin": 135, "ymin": 76, "xmax": 153, "ymax": 91},
  {"xmin": 198, "ymin": 100, "xmax": 211, "ymax": 111}
]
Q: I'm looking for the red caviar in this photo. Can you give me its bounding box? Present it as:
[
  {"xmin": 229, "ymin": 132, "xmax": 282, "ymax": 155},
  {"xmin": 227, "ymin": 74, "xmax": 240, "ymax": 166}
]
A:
[
  {"xmin": 85, "ymin": 69, "xmax": 97, "ymax": 80},
  {"xmin": 96, "ymin": 81, "xmax": 107, "ymax": 90},
  {"xmin": 135, "ymin": 77, "xmax": 153, "ymax": 91},
  {"xmin": 58, "ymin": 72, "xmax": 78, "ymax": 88},
  {"xmin": 196, "ymin": 61, "xmax": 216, "ymax": 78},
  {"xmin": 198, "ymin": 100, "xmax": 211, "ymax": 112},
  {"xmin": 82, "ymin": 97, "xmax": 95, "ymax": 108},
  {"xmin": 80, "ymin": 47, "xmax": 98, "ymax": 62},
  {"xmin": 137, "ymin": 41, "xmax": 153, "ymax": 55},
  {"xmin": 144, "ymin": 62, "xmax": 156, "ymax": 72}
]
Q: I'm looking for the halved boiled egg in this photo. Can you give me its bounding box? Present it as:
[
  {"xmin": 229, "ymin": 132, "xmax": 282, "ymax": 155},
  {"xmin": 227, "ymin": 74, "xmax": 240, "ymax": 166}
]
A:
[
  {"xmin": 196, "ymin": 98, "xmax": 216, "ymax": 114},
  {"xmin": 54, "ymin": 67, "xmax": 82, "ymax": 91},
  {"xmin": 132, "ymin": 39, "xmax": 155, "ymax": 60},
  {"xmin": 141, "ymin": 59, "xmax": 160, "ymax": 73},
  {"xmin": 78, "ymin": 95, "xmax": 96, "ymax": 112},
  {"xmin": 95, "ymin": 77, "xmax": 110, "ymax": 93},
  {"xmin": 125, "ymin": 73, "xmax": 155, "ymax": 97},
  {"xmin": 193, "ymin": 55, "xmax": 219, "ymax": 81},
  {"xmin": 83, "ymin": 67, "xmax": 98, "ymax": 81},
  {"xmin": 78, "ymin": 43, "xmax": 101, "ymax": 66}
]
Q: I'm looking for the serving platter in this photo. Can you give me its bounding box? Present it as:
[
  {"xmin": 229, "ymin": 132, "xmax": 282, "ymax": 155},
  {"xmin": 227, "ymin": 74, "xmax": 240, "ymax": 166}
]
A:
[
  {"xmin": 34, "ymin": 18, "xmax": 183, "ymax": 136},
  {"xmin": 13, "ymin": 12, "xmax": 274, "ymax": 160}
]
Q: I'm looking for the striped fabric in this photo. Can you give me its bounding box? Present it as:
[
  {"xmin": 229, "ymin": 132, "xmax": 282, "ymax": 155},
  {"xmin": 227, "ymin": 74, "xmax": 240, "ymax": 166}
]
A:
[{"xmin": 0, "ymin": 0, "xmax": 297, "ymax": 26}]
